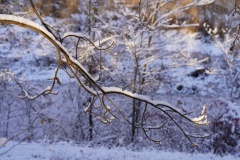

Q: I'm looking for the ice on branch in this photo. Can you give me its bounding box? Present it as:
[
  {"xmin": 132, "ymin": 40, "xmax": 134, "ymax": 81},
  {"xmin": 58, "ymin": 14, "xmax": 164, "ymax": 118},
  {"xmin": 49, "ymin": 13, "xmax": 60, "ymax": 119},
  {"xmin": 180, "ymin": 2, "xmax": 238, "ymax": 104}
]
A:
[
  {"xmin": 195, "ymin": 0, "xmax": 215, "ymax": 6},
  {"xmin": 192, "ymin": 105, "xmax": 210, "ymax": 125},
  {"xmin": 106, "ymin": 105, "xmax": 111, "ymax": 111},
  {"xmin": 84, "ymin": 103, "xmax": 91, "ymax": 113}
]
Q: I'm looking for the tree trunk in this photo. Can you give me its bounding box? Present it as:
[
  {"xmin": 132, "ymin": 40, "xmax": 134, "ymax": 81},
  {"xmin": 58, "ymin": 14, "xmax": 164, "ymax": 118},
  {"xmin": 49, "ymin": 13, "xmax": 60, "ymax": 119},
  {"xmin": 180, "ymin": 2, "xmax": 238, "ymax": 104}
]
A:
[
  {"xmin": 88, "ymin": 0, "xmax": 93, "ymax": 141},
  {"xmin": 88, "ymin": 97, "xmax": 93, "ymax": 141},
  {"xmin": 131, "ymin": 55, "xmax": 138, "ymax": 142}
]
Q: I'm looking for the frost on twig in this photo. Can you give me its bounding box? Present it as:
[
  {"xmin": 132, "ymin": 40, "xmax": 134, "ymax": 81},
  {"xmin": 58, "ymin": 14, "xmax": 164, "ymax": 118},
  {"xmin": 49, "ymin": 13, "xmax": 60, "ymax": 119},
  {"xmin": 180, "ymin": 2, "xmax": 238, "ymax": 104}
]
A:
[
  {"xmin": 16, "ymin": 81, "xmax": 59, "ymax": 100},
  {"xmin": 14, "ymin": 62, "xmax": 61, "ymax": 100}
]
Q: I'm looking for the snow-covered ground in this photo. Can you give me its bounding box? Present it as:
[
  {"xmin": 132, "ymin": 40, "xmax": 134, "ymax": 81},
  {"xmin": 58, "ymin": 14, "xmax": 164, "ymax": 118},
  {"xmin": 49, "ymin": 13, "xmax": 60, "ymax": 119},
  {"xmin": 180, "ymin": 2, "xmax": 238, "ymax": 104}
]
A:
[{"xmin": 0, "ymin": 141, "xmax": 239, "ymax": 160}]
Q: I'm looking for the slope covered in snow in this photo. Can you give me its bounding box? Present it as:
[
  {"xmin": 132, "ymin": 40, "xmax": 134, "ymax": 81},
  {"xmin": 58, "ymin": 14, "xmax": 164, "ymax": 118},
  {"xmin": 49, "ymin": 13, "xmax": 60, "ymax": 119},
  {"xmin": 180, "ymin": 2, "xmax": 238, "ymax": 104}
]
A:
[{"xmin": 0, "ymin": 141, "xmax": 239, "ymax": 160}]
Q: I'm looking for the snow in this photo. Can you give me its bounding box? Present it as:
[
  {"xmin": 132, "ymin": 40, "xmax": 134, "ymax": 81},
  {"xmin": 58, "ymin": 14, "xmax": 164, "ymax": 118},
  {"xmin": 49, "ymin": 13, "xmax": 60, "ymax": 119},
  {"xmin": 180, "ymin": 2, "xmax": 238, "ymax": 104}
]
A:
[
  {"xmin": 195, "ymin": 0, "xmax": 215, "ymax": 6},
  {"xmin": 0, "ymin": 14, "xmax": 107, "ymax": 96},
  {"xmin": 84, "ymin": 103, "xmax": 91, "ymax": 113},
  {"xmin": 0, "ymin": 14, "xmax": 228, "ymax": 97},
  {"xmin": 225, "ymin": 101, "xmax": 240, "ymax": 119},
  {"xmin": 191, "ymin": 115, "xmax": 208, "ymax": 125},
  {"xmin": 0, "ymin": 138, "xmax": 7, "ymax": 147},
  {"xmin": 0, "ymin": 1, "xmax": 240, "ymax": 158},
  {"xmin": 0, "ymin": 14, "xmax": 56, "ymax": 43},
  {"xmin": 0, "ymin": 43, "xmax": 11, "ymax": 53},
  {"xmin": 0, "ymin": 141, "xmax": 238, "ymax": 160},
  {"xmin": 0, "ymin": 14, "xmax": 96, "ymax": 83}
]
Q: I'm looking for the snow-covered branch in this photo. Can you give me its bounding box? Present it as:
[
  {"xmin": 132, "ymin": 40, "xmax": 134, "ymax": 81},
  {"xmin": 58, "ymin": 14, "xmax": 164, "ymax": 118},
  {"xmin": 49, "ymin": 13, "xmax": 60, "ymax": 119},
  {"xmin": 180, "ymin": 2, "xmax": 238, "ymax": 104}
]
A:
[{"xmin": 0, "ymin": 12, "xmax": 210, "ymax": 145}]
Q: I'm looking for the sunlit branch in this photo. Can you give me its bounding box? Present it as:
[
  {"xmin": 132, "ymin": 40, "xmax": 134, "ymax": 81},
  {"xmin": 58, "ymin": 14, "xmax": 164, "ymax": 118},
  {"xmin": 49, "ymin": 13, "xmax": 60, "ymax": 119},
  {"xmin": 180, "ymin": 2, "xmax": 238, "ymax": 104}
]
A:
[{"xmin": 0, "ymin": 0, "xmax": 211, "ymax": 144}]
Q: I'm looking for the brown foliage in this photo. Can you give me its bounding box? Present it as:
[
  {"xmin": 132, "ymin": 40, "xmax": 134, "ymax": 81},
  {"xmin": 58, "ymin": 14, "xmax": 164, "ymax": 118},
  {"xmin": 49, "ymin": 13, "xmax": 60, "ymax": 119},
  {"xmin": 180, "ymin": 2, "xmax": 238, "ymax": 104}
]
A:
[{"xmin": 30, "ymin": 0, "xmax": 79, "ymax": 18}]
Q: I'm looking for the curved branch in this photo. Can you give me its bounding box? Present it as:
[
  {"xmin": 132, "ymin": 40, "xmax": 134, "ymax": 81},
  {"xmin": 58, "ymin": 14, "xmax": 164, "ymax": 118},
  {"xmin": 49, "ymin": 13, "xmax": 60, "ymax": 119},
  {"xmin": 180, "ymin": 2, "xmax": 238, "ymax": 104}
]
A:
[
  {"xmin": 29, "ymin": 0, "xmax": 61, "ymax": 41},
  {"xmin": 0, "ymin": 14, "xmax": 104, "ymax": 93},
  {"xmin": 141, "ymin": 103, "xmax": 168, "ymax": 144},
  {"xmin": 0, "ymin": 14, "xmax": 210, "ymax": 145},
  {"xmin": 102, "ymin": 87, "xmax": 193, "ymax": 123},
  {"xmin": 62, "ymin": 32, "xmax": 115, "ymax": 51}
]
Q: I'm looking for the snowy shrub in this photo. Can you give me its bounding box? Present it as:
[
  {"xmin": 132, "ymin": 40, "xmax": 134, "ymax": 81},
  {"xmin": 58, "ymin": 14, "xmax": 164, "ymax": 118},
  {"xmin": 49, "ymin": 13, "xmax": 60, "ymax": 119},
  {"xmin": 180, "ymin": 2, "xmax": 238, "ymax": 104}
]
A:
[{"xmin": 207, "ymin": 100, "xmax": 240, "ymax": 156}]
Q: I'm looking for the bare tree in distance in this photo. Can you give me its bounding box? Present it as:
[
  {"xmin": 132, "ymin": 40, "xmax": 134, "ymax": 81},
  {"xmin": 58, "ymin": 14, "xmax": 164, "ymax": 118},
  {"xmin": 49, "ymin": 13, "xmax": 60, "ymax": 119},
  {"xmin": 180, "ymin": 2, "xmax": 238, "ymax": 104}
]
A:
[
  {"xmin": 138, "ymin": 0, "xmax": 215, "ymax": 31},
  {"xmin": 0, "ymin": 0, "xmax": 211, "ymax": 146},
  {"xmin": 230, "ymin": 0, "xmax": 240, "ymax": 57}
]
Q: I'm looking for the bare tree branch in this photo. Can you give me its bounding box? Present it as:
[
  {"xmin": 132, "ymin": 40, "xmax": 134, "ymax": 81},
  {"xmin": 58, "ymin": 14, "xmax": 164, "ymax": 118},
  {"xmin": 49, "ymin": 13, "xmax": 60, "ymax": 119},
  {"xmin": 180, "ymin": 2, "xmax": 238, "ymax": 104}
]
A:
[
  {"xmin": 0, "ymin": 8, "xmax": 210, "ymax": 145},
  {"xmin": 138, "ymin": 0, "xmax": 215, "ymax": 31}
]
